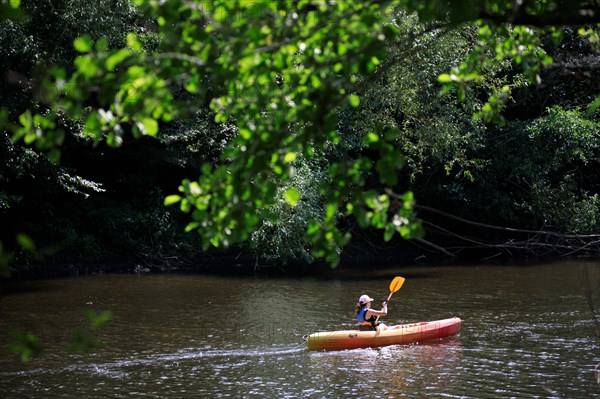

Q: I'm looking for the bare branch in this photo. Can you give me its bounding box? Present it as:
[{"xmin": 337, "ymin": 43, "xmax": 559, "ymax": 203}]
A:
[
  {"xmin": 414, "ymin": 205, "xmax": 600, "ymax": 259},
  {"xmin": 417, "ymin": 204, "xmax": 600, "ymax": 239}
]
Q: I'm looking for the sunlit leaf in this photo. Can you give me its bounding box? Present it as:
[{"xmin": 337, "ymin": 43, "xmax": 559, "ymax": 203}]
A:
[
  {"xmin": 284, "ymin": 187, "xmax": 300, "ymax": 206},
  {"xmin": 105, "ymin": 49, "xmax": 131, "ymax": 70},
  {"xmin": 73, "ymin": 35, "xmax": 93, "ymax": 53},
  {"xmin": 283, "ymin": 152, "xmax": 297, "ymax": 163},
  {"xmin": 349, "ymin": 94, "xmax": 360, "ymax": 107},
  {"xmin": 139, "ymin": 117, "xmax": 158, "ymax": 136},
  {"xmin": 363, "ymin": 132, "xmax": 379, "ymax": 144},
  {"xmin": 164, "ymin": 195, "xmax": 182, "ymax": 206}
]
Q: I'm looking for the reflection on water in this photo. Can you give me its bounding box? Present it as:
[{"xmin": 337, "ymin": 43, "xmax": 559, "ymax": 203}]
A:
[{"xmin": 0, "ymin": 261, "xmax": 599, "ymax": 398}]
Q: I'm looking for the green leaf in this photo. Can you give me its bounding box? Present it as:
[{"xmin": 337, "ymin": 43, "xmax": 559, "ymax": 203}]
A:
[
  {"xmin": 325, "ymin": 203, "xmax": 338, "ymax": 220},
  {"xmin": 105, "ymin": 49, "xmax": 131, "ymax": 70},
  {"xmin": 139, "ymin": 117, "xmax": 158, "ymax": 136},
  {"xmin": 283, "ymin": 152, "xmax": 297, "ymax": 163},
  {"xmin": 95, "ymin": 37, "xmax": 109, "ymax": 52},
  {"xmin": 349, "ymin": 94, "xmax": 360, "ymax": 107},
  {"xmin": 180, "ymin": 198, "xmax": 191, "ymax": 213},
  {"xmin": 184, "ymin": 222, "xmax": 200, "ymax": 232},
  {"xmin": 48, "ymin": 148, "xmax": 61, "ymax": 163},
  {"xmin": 106, "ymin": 131, "xmax": 123, "ymax": 147},
  {"xmin": 84, "ymin": 308, "xmax": 112, "ymax": 330},
  {"xmin": 363, "ymin": 132, "xmax": 379, "ymax": 144},
  {"xmin": 67, "ymin": 309, "xmax": 112, "ymax": 353},
  {"xmin": 16, "ymin": 233, "xmax": 35, "ymax": 251},
  {"xmin": 74, "ymin": 56, "xmax": 99, "ymax": 78},
  {"xmin": 306, "ymin": 220, "xmax": 320, "ymax": 236},
  {"xmin": 586, "ymin": 94, "xmax": 600, "ymax": 117},
  {"xmin": 126, "ymin": 33, "xmax": 142, "ymax": 51},
  {"xmin": 383, "ymin": 223, "xmax": 395, "ymax": 241},
  {"xmin": 437, "ymin": 73, "xmax": 454, "ymax": 83},
  {"xmin": 83, "ymin": 113, "xmax": 102, "ymax": 139},
  {"xmin": 213, "ymin": 5, "xmax": 228, "ymax": 23},
  {"xmin": 9, "ymin": 332, "xmax": 41, "ymax": 363},
  {"xmin": 73, "ymin": 36, "xmax": 93, "ymax": 53},
  {"xmin": 184, "ymin": 77, "xmax": 200, "ymax": 93},
  {"xmin": 284, "ymin": 187, "xmax": 300, "ymax": 206},
  {"xmin": 239, "ymin": 128, "xmax": 252, "ymax": 140},
  {"xmin": 164, "ymin": 195, "xmax": 182, "ymax": 206}
]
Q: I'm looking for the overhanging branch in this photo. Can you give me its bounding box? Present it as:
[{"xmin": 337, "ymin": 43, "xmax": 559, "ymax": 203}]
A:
[{"xmin": 414, "ymin": 204, "xmax": 600, "ymax": 259}]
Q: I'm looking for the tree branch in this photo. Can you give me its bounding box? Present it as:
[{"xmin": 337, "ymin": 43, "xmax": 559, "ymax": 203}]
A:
[
  {"xmin": 411, "ymin": 205, "xmax": 600, "ymax": 259},
  {"xmin": 416, "ymin": 204, "xmax": 600, "ymax": 239}
]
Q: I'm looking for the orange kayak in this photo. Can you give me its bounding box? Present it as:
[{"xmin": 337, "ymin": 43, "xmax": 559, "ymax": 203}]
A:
[{"xmin": 306, "ymin": 317, "xmax": 462, "ymax": 351}]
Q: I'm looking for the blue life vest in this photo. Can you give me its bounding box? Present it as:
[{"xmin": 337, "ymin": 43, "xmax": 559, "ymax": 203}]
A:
[{"xmin": 357, "ymin": 308, "xmax": 379, "ymax": 331}]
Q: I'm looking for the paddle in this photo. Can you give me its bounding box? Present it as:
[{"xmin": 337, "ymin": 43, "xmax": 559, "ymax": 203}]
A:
[{"xmin": 376, "ymin": 276, "xmax": 405, "ymax": 322}]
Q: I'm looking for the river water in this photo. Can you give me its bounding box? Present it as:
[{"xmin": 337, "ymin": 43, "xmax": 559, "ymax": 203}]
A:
[{"xmin": 0, "ymin": 261, "xmax": 599, "ymax": 398}]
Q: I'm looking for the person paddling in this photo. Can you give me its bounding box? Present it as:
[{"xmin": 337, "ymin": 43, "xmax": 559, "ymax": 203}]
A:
[{"xmin": 355, "ymin": 294, "xmax": 396, "ymax": 331}]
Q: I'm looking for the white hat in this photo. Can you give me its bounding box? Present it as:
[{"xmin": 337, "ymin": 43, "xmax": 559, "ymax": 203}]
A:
[{"xmin": 358, "ymin": 294, "xmax": 374, "ymax": 304}]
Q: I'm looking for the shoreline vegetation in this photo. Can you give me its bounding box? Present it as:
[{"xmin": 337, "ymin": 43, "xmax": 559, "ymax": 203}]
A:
[
  {"xmin": 6, "ymin": 241, "xmax": 599, "ymax": 282},
  {"xmin": 8, "ymin": 199, "xmax": 600, "ymax": 280}
]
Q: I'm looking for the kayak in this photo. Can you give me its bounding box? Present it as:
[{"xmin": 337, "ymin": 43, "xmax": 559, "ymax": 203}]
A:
[{"xmin": 306, "ymin": 317, "xmax": 462, "ymax": 351}]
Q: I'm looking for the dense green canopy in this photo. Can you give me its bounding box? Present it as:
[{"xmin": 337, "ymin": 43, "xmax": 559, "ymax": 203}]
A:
[{"xmin": 1, "ymin": 0, "xmax": 600, "ymax": 272}]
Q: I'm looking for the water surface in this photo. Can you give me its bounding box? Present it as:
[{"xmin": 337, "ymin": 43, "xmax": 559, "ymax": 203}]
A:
[{"xmin": 1, "ymin": 261, "xmax": 599, "ymax": 398}]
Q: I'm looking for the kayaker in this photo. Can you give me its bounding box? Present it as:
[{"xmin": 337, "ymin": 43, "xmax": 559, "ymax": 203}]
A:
[{"xmin": 355, "ymin": 294, "xmax": 394, "ymax": 331}]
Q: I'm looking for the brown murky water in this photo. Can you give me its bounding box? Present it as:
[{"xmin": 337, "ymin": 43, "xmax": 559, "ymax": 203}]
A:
[{"xmin": 1, "ymin": 261, "xmax": 599, "ymax": 398}]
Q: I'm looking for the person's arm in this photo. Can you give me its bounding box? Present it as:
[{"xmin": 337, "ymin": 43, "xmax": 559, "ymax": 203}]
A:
[{"xmin": 366, "ymin": 302, "xmax": 388, "ymax": 318}]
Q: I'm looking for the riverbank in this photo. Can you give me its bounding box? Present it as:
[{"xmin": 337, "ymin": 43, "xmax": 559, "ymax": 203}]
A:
[
  {"xmin": 4, "ymin": 249, "xmax": 585, "ymax": 284},
  {"xmin": 2, "ymin": 236, "xmax": 424, "ymax": 280}
]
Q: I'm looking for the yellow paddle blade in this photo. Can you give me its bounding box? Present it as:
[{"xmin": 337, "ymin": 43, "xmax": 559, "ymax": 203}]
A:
[{"xmin": 389, "ymin": 276, "xmax": 405, "ymax": 293}]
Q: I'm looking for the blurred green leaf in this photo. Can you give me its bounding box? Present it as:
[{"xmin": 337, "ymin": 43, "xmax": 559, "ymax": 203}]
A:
[
  {"xmin": 284, "ymin": 187, "xmax": 300, "ymax": 206},
  {"xmin": 16, "ymin": 233, "xmax": 35, "ymax": 251},
  {"xmin": 73, "ymin": 35, "xmax": 93, "ymax": 53},
  {"xmin": 105, "ymin": 49, "xmax": 131, "ymax": 70},
  {"xmin": 9, "ymin": 332, "xmax": 41, "ymax": 363},
  {"xmin": 67, "ymin": 308, "xmax": 112, "ymax": 353},
  {"xmin": 139, "ymin": 117, "xmax": 158, "ymax": 136},
  {"xmin": 164, "ymin": 195, "xmax": 182, "ymax": 206}
]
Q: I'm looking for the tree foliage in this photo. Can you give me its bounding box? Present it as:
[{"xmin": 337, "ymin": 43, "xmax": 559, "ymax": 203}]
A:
[{"xmin": 2, "ymin": 0, "xmax": 600, "ymax": 268}]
